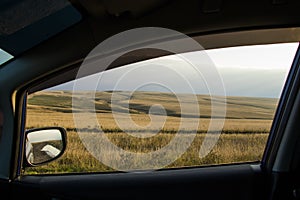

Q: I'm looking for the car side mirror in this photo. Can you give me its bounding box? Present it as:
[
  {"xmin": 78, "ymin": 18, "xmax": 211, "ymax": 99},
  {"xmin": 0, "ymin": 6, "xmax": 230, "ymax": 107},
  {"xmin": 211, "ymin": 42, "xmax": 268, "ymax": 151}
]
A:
[{"xmin": 24, "ymin": 127, "xmax": 67, "ymax": 167}]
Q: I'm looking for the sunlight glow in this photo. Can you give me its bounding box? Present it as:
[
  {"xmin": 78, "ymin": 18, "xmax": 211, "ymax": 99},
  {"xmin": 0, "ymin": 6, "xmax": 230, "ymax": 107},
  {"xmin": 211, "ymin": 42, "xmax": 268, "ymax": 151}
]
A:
[{"xmin": 205, "ymin": 42, "xmax": 299, "ymax": 69}]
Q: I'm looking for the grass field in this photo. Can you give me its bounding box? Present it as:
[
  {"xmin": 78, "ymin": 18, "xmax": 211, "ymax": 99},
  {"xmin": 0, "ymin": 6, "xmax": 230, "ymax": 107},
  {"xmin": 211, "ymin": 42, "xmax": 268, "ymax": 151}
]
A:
[{"xmin": 24, "ymin": 91, "xmax": 277, "ymax": 174}]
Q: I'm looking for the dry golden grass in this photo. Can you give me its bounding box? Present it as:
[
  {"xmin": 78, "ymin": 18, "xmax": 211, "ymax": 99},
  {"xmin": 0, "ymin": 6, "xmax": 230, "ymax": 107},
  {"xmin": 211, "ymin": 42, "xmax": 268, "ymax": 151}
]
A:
[
  {"xmin": 26, "ymin": 109, "xmax": 272, "ymax": 133},
  {"xmin": 24, "ymin": 131, "xmax": 268, "ymax": 174},
  {"xmin": 24, "ymin": 91, "xmax": 276, "ymax": 174}
]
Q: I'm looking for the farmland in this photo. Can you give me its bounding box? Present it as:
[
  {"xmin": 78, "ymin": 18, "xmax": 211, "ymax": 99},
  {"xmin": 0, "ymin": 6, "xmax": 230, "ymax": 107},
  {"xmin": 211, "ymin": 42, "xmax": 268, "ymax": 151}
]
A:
[{"xmin": 24, "ymin": 91, "xmax": 277, "ymax": 174}]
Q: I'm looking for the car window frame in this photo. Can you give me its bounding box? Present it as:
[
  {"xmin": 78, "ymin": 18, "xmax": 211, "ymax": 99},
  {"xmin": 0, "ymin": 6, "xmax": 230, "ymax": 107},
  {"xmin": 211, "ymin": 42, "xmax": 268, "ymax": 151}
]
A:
[{"xmin": 19, "ymin": 42, "xmax": 300, "ymax": 176}]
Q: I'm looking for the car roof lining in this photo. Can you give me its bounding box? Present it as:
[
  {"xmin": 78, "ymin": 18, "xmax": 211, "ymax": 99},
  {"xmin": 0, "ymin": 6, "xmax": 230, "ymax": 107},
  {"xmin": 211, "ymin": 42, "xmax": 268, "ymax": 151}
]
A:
[
  {"xmin": 2, "ymin": 0, "xmax": 300, "ymax": 56},
  {"xmin": 0, "ymin": 2, "xmax": 82, "ymax": 56},
  {"xmin": 0, "ymin": 0, "xmax": 70, "ymax": 35}
]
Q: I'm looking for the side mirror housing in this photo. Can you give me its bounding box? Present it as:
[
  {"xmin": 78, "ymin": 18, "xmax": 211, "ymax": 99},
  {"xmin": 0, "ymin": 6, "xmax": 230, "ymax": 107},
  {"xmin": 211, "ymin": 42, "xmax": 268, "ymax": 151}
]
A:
[{"xmin": 24, "ymin": 127, "xmax": 67, "ymax": 167}]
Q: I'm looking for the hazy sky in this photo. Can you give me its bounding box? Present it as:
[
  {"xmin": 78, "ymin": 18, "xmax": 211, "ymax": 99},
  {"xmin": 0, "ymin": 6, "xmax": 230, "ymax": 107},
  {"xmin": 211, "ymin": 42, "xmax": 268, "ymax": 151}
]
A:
[
  {"xmin": 206, "ymin": 42, "xmax": 298, "ymax": 69},
  {"xmin": 51, "ymin": 42, "xmax": 299, "ymax": 98},
  {"xmin": 0, "ymin": 49, "xmax": 13, "ymax": 65}
]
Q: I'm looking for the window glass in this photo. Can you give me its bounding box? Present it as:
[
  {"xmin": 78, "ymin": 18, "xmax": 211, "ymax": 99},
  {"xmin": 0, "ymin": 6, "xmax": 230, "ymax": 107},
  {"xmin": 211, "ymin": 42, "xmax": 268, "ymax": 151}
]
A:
[
  {"xmin": 24, "ymin": 42, "xmax": 298, "ymax": 174},
  {"xmin": 0, "ymin": 48, "xmax": 13, "ymax": 65}
]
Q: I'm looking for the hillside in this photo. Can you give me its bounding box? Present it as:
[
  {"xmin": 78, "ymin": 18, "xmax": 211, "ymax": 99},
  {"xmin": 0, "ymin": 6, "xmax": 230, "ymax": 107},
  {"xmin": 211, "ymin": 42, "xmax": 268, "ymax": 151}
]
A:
[{"xmin": 28, "ymin": 90, "xmax": 278, "ymax": 120}]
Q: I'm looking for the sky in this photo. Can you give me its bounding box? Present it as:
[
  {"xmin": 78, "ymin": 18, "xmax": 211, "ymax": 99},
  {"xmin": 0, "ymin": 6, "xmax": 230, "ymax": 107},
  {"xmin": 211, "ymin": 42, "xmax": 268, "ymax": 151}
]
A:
[
  {"xmin": 0, "ymin": 48, "xmax": 13, "ymax": 65},
  {"xmin": 50, "ymin": 42, "xmax": 299, "ymax": 98}
]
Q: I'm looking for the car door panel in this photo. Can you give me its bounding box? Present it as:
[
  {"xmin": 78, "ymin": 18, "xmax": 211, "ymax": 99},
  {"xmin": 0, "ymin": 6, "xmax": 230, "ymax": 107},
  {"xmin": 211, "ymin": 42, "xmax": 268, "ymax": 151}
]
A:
[{"xmin": 12, "ymin": 163, "xmax": 266, "ymax": 200}]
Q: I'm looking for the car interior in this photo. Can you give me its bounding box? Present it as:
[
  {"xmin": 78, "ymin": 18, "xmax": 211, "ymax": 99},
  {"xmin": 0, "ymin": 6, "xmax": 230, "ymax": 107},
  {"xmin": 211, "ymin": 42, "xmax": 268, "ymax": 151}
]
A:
[{"xmin": 1, "ymin": 0, "xmax": 300, "ymax": 199}]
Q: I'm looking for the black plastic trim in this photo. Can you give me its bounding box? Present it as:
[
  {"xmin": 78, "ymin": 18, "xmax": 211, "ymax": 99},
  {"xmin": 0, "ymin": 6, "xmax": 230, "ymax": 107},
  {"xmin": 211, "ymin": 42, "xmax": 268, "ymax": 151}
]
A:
[{"xmin": 262, "ymin": 42, "xmax": 300, "ymax": 171}]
